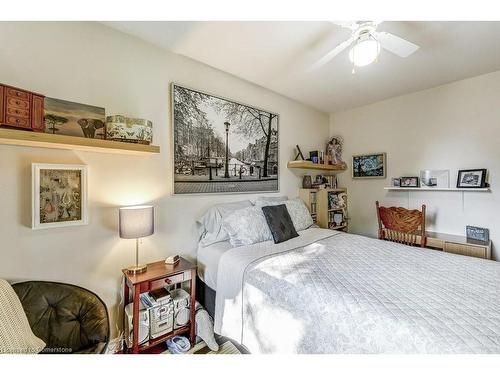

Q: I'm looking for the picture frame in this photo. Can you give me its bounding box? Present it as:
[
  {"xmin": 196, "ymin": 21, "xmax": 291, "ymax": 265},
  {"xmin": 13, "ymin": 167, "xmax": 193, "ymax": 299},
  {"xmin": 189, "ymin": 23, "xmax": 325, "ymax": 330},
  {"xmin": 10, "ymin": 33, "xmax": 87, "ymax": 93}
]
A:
[
  {"xmin": 171, "ymin": 83, "xmax": 279, "ymax": 195},
  {"xmin": 466, "ymin": 225, "xmax": 489, "ymax": 243},
  {"xmin": 333, "ymin": 212, "xmax": 344, "ymax": 226},
  {"xmin": 309, "ymin": 150, "xmax": 320, "ymax": 164},
  {"xmin": 44, "ymin": 97, "xmax": 105, "ymax": 139},
  {"xmin": 32, "ymin": 163, "xmax": 88, "ymax": 230},
  {"xmin": 400, "ymin": 176, "xmax": 420, "ymax": 188},
  {"xmin": 352, "ymin": 153, "xmax": 386, "ymax": 179},
  {"xmin": 456, "ymin": 169, "xmax": 487, "ymax": 188},
  {"xmin": 420, "ymin": 169, "xmax": 450, "ymax": 188},
  {"xmin": 391, "ymin": 177, "xmax": 400, "ymax": 187}
]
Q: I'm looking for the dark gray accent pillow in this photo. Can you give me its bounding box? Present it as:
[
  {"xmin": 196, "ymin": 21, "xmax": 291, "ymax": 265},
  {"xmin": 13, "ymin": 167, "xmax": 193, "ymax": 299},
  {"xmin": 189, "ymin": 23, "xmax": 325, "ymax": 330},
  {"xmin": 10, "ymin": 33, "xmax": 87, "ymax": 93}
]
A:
[{"xmin": 261, "ymin": 204, "xmax": 299, "ymax": 244}]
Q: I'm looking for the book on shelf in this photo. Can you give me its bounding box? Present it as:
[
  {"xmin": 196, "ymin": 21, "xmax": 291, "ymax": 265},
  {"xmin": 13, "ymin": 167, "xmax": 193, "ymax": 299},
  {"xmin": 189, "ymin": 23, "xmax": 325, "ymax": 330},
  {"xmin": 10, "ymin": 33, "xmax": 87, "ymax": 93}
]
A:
[{"xmin": 148, "ymin": 288, "xmax": 172, "ymax": 304}]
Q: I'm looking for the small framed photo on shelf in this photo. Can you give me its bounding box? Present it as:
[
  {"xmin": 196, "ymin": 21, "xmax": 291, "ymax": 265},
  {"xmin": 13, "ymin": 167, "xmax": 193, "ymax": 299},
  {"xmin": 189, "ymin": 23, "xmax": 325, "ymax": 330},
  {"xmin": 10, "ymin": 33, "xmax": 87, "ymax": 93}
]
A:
[
  {"xmin": 391, "ymin": 177, "xmax": 401, "ymax": 187},
  {"xmin": 457, "ymin": 169, "xmax": 487, "ymax": 188},
  {"xmin": 333, "ymin": 212, "xmax": 344, "ymax": 226},
  {"xmin": 400, "ymin": 176, "xmax": 419, "ymax": 188},
  {"xmin": 32, "ymin": 163, "xmax": 88, "ymax": 230},
  {"xmin": 309, "ymin": 150, "xmax": 319, "ymax": 164},
  {"xmin": 466, "ymin": 225, "xmax": 489, "ymax": 243},
  {"xmin": 328, "ymin": 193, "xmax": 340, "ymax": 209}
]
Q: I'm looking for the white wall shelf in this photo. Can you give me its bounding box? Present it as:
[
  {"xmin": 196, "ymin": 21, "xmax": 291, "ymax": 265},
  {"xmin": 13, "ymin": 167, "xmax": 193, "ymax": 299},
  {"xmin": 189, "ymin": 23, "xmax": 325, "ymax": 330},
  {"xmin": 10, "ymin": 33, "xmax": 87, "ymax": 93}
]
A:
[
  {"xmin": 384, "ymin": 186, "xmax": 491, "ymax": 212},
  {"xmin": 384, "ymin": 187, "xmax": 491, "ymax": 192}
]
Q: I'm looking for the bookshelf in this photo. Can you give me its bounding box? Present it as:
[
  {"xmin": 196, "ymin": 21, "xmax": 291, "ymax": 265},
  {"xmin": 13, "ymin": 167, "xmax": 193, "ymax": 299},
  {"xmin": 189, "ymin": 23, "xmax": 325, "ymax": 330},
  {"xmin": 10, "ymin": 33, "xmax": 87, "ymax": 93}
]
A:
[
  {"xmin": 287, "ymin": 161, "xmax": 347, "ymax": 171},
  {"xmin": 299, "ymin": 188, "xmax": 348, "ymax": 232},
  {"xmin": 0, "ymin": 128, "xmax": 160, "ymax": 155}
]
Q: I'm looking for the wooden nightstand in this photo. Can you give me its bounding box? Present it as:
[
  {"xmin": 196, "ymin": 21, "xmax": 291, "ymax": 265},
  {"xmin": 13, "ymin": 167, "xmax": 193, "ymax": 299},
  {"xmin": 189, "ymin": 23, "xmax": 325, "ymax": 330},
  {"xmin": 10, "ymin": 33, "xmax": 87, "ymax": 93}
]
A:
[{"xmin": 122, "ymin": 257, "xmax": 197, "ymax": 354}]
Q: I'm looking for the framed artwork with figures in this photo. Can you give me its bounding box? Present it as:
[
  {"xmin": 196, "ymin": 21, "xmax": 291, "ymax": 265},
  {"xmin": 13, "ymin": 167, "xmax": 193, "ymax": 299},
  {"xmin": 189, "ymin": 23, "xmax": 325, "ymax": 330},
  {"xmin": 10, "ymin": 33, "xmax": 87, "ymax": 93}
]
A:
[{"xmin": 32, "ymin": 163, "xmax": 88, "ymax": 229}]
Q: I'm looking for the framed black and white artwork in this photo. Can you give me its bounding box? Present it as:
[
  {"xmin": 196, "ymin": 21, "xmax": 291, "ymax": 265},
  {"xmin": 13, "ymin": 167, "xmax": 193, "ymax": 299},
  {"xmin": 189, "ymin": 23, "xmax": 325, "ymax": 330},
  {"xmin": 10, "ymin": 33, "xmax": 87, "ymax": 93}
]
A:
[
  {"xmin": 457, "ymin": 169, "xmax": 487, "ymax": 188},
  {"xmin": 171, "ymin": 84, "xmax": 279, "ymax": 194}
]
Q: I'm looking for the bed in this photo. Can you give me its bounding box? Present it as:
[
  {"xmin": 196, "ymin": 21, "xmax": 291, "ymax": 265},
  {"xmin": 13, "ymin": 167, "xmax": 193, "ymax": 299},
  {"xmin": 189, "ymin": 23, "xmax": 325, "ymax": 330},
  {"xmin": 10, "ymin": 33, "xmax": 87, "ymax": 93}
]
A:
[
  {"xmin": 196, "ymin": 241, "xmax": 233, "ymax": 316},
  {"xmin": 213, "ymin": 227, "xmax": 500, "ymax": 354}
]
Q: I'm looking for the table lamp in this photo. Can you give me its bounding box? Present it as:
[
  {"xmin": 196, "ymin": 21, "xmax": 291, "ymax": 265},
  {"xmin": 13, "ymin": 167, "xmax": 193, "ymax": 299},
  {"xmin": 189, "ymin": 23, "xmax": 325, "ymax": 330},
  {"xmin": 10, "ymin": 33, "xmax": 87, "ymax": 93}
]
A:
[{"xmin": 119, "ymin": 205, "xmax": 154, "ymax": 274}]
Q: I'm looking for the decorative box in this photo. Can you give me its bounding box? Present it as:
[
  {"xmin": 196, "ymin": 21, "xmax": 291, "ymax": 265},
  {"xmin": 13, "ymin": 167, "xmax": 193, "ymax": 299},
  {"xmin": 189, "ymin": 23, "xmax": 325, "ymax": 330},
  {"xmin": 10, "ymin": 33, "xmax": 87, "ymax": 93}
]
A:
[{"xmin": 105, "ymin": 115, "xmax": 153, "ymax": 144}]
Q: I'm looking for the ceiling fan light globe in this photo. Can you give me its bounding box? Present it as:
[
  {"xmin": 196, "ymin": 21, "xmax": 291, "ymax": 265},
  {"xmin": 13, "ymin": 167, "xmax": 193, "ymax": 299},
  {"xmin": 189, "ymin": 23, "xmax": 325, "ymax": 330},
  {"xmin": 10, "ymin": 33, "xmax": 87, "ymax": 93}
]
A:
[{"xmin": 348, "ymin": 38, "xmax": 380, "ymax": 67}]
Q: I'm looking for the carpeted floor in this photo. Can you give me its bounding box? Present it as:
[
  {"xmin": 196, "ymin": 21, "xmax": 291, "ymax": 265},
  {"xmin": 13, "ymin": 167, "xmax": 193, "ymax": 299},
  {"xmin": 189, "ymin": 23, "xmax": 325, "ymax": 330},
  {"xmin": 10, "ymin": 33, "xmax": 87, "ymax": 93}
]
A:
[{"xmin": 163, "ymin": 336, "xmax": 246, "ymax": 354}]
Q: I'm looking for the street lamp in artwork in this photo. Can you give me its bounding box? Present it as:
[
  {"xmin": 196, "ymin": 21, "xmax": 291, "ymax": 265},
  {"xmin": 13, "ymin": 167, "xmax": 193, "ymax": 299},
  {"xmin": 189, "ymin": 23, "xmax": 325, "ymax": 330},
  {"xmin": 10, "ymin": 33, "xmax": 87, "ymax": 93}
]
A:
[{"xmin": 224, "ymin": 121, "xmax": 231, "ymax": 178}]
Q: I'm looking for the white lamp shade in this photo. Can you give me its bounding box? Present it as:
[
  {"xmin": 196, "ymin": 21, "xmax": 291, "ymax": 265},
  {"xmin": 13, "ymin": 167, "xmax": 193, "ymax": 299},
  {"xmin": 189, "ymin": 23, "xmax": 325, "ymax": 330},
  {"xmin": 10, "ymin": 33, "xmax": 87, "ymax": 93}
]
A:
[{"xmin": 119, "ymin": 205, "xmax": 154, "ymax": 239}]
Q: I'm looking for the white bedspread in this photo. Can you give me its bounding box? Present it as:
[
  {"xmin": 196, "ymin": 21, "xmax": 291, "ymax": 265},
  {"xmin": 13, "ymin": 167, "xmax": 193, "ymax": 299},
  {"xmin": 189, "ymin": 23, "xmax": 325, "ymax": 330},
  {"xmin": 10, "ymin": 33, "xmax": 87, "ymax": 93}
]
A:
[{"xmin": 214, "ymin": 228, "xmax": 500, "ymax": 353}]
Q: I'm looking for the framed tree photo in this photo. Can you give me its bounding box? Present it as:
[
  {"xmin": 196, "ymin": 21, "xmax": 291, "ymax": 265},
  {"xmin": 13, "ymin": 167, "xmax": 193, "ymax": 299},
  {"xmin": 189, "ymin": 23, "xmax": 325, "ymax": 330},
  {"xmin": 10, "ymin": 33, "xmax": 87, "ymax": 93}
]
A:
[
  {"xmin": 171, "ymin": 83, "xmax": 279, "ymax": 194},
  {"xmin": 32, "ymin": 164, "xmax": 88, "ymax": 230}
]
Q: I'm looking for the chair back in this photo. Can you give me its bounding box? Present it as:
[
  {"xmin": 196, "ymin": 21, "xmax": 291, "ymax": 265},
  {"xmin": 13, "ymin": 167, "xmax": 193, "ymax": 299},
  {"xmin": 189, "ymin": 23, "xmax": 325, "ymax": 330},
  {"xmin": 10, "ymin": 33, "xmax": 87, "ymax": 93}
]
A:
[
  {"xmin": 12, "ymin": 281, "xmax": 109, "ymax": 353},
  {"xmin": 376, "ymin": 201, "xmax": 427, "ymax": 247}
]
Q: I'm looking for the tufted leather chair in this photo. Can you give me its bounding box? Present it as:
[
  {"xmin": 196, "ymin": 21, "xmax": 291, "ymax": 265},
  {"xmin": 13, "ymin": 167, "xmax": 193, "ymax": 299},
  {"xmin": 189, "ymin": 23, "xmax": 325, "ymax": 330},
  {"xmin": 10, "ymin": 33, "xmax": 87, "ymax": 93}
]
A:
[{"xmin": 12, "ymin": 281, "xmax": 109, "ymax": 354}]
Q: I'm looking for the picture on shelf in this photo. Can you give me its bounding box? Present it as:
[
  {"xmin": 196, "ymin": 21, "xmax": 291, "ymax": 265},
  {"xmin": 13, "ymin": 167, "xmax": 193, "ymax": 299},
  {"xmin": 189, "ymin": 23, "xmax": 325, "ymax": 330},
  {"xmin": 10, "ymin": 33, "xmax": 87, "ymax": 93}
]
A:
[
  {"xmin": 420, "ymin": 170, "xmax": 450, "ymax": 188},
  {"xmin": 309, "ymin": 150, "xmax": 319, "ymax": 164},
  {"xmin": 391, "ymin": 177, "xmax": 400, "ymax": 187},
  {"xmin": 400, "ymin": 176, "xmax": 419, "ymax": 187},
  {"xmin": 352, "ymin": 153, "xmax": 386, "ymax": 179},
  {"xmin": 328, "ymin": 193, "xmax": 340, "ymax": 209},
  {"xmin": 466, "ymin": 226, "xmax": 489, "ymax": 243},
  {"xmin": 32, "ymin": 163, "xmax": 88, "ymax": 229},
  {"xmin": 333, "ymin": 212, "xmax": 344, "ymax": 226},
  {"xmin": 44, "ymin": 97, "xmax": 105, "ymax": 139},
  {"xmin": 457, "ymin": 169, "xmax": 487, "ymax": 188}
]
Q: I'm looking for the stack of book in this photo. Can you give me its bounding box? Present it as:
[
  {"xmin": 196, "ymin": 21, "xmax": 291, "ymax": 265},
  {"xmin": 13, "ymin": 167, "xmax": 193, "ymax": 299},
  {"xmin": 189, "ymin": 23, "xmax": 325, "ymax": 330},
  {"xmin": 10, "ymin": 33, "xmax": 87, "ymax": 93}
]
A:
[
  {"xmin": 140, "ymin": 288, "xmax": 172, "ymax": 307},
  {"xmin": 325, "ymin": 175, "xmax": 337, "ymax": 188}
]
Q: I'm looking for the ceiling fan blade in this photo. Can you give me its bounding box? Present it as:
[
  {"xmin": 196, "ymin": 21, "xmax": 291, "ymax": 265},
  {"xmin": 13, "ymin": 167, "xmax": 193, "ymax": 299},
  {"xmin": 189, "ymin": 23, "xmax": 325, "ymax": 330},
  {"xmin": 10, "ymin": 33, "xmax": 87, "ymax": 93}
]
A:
[
  {"xmin": 307, "ymin": 36, "xmax": 355, "ymax": 72},
  {"xmin": 331, "ymin": 21, "xmax": 384, "ymax": 30},
  {"xmin": 330, "ymin": 21, "xmax": 358, "ymax": 30},
  {"xmin": 377, "ymin": 31, "xmax": 419, "ymax": 57}
]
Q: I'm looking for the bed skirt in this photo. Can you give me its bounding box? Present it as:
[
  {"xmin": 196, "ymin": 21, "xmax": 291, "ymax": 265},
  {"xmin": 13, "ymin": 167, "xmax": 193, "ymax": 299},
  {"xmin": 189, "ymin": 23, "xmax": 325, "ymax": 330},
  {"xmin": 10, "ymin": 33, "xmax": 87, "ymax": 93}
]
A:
[{"xmin": 195, "ymin": 276, "xmax": 216, "ymax": 318}]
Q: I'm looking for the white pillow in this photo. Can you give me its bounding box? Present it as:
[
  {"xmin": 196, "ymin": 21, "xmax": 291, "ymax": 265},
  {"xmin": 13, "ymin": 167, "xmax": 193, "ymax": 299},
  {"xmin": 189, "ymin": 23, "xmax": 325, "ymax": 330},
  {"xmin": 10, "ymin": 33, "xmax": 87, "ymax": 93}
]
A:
[
  {"xmin": 0, "ymin": 279, "xmax": 45, "ymax": 354},
  {"xmin": 256, "ymin": 198, "xmax": 314, "ymax": 231},
  {"xmin": 197, "ymin": 200, "xmax": 253, "ymax": 247},
  {"xmin": 253, "ymin": 195, "xmax": 288, "ymax": 205},
  {"xmin": 222, "ymin": 206, "xmax": 273, "ymax": 247}
]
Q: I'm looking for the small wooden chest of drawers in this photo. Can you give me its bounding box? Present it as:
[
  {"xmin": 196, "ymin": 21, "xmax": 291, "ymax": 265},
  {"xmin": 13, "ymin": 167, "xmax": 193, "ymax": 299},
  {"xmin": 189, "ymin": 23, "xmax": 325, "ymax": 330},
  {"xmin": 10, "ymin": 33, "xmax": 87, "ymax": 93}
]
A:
[{"xmin": 0, "ymin": 83, "xmax": 45, "ymax": 132}]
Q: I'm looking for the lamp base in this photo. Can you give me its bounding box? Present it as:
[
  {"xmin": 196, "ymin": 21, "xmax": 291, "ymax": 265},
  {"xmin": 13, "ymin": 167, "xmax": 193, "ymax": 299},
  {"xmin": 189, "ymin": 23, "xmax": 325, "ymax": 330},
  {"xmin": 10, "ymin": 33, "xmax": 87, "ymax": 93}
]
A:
[{"xmin": 126, "ymin": 264, "xmax": 147, "ymax": 274}]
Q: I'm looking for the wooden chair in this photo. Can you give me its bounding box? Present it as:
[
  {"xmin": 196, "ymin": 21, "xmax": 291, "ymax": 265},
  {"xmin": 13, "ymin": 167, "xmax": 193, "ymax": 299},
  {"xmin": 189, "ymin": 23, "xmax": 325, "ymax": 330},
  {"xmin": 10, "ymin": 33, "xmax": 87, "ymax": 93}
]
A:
[{"xmin": 376, "ymin": 201, "xmax": 427, "ymax": 247}]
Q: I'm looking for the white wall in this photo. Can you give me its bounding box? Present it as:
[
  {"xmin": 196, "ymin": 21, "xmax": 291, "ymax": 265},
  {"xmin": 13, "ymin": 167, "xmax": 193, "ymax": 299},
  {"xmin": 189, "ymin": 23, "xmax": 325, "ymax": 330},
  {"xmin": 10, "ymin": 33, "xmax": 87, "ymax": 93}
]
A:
[
  {"xmin": 330, "ymin": 70, "xmax": 500, "ymax": 260},
  {"xmin": 0, "ymin": 22, "xmax": 329, "ymax": 337}
]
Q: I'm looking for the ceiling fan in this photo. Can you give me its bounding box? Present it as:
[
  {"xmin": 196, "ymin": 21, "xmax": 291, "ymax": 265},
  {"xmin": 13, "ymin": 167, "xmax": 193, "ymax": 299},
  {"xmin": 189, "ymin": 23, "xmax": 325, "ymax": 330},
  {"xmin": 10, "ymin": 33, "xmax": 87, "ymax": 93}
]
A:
[{"xmin": 308, "ymin": 21, "xmax": 420, "ymax": 72}]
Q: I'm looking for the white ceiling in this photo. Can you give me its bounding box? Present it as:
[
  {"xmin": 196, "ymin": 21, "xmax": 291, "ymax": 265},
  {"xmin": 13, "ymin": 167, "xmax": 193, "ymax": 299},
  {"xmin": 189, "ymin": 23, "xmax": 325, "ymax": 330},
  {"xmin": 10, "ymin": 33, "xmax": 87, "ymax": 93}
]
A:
[{"xmin": 103, "ymin": 21, "xmax": 500, "ymax": 113}]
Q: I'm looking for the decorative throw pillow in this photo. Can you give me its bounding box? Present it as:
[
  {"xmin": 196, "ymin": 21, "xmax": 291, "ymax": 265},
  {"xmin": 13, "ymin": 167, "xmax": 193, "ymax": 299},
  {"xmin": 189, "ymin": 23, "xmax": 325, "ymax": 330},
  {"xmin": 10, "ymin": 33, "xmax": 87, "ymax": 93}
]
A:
[
  {"xmin": 0, "ymin": 279, "xmax": 45, "ymax": 354},
  {"xmin": 255, "ymin": 198, "xmax": 314, "ymax": 231},
  {"xmin": 261, "ymin": 205, "xmax": 299, "ymax": 244},
  {"xmin": 221, "ymin": 206, "xmax": 273, "ymax": 246},
  {"xmin": 197, "ymin": 200, "xmax": 253, "ymax": 247}
]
